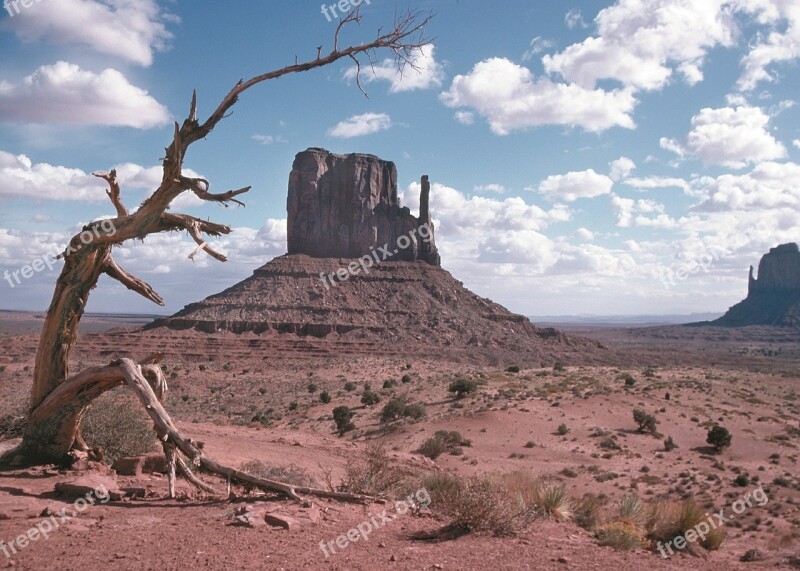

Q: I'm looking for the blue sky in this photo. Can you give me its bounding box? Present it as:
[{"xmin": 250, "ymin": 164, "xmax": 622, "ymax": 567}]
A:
[{"xmin": 0, "ymin": 0, "xmax": 798, "ymax": 317}]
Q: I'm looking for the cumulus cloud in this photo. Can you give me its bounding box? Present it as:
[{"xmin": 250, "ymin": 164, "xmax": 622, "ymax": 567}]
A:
[
  {"xmin": 535, "ymin": 169, "xmax": 614, "ymax": 202},
  {"xmin": 440, "ymin": 57, "xmax": 636, "ymax": 134},
  {"xmin": 692, "ymin": 161, "xmax": 800, "ymax": 211},
  {"xmin": 659, "ymin": 137, "xmax": 686, "ymax": 158},
  {"xmin": 609, "ymin": 156, "xmax": 636, "ymax": 181},
  {"xmin": 684, "ymin": 105, "xmax": 787, "ymax": 168},
  {"xmin": 327, "ymin": 113, "xmax": 392, "ymax": 138},
  {"xmin": 736, "ymin": 0, "xmax": 800, "ymax": 91},
  {"xmin": 344, "ymin": 44, "xmax": 444, "ymax": 93},
  {"xmin": 611, "ymin": 195, "xmax": 676, "ymax": 228},
  {"xmin": 2, "ymin": 0, "xmax": 175, "ymax": 67},
  {"xmin": 454, "ymin": 111, "xmax": 474, "ymax": 125},
  {"xmin": 0, "ymin": 62, "xmax": 170, "ymax": 128},
  {"xmin": 543, "ymin": 0, "xmax": 737, "ymax": 91},
  {"xmin": 623, "ymin": 176, "xmax": 693, "ymax": 195},
  {"xmin": 473, "ymin": 183, "xmax": 507, "ymax": 194}
]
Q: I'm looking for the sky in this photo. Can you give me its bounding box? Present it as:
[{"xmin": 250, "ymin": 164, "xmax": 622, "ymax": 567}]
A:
[{"xmin": 0, "ymin": 0, "xmax": 798, "ymax": 318}]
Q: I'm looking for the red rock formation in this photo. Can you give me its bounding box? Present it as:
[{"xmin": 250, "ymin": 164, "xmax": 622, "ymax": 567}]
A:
[{"xmin": 287, "ymin": 148, "xmax": 439, "ymax": 265}]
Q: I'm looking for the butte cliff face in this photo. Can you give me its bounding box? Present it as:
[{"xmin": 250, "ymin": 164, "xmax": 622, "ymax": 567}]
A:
[
  {"xmin": 712, "ymin": 243, "xmax": 800, "ymax": 327},
  {"xmin": 287, "ymin": 148, "xmax": 439, "ymax": 265},
  {"xmin": 146, "ymin": 148, "xmax": 602, "ymax": 362}
]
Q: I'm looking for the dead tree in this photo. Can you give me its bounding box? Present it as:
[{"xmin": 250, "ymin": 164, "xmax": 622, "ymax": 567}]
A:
[{"xmin": 5, "ymin": 8, "xmax": 433, "ymax": 502}]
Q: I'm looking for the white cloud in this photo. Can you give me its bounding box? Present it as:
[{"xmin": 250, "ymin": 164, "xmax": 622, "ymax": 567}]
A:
[
  {"xmin": 251, "ymin": 134, "xmax": 286, "ymax": 145},
  {"xmin": 440, "ymin": 57, "xmax": 636, "ymax": 134},
  {"xmin": 659, "ymin": 137, "xmax": 686, "ymax": 158},
  {"xmin": 523, "ymin": 36, "xmax": 556, "ymax": 61},
  {"xmin": 327, "ymin": 113, "xmax": 392, "ymax": 138},
  {"xmin": 0, "ymin": 151, "xmax": 205, "ymax": 205},
  {"xmin": 543, "ymin": 0, "xmax": 737, "ymax": 91},
  {"xmin": 344, "ymin": 44, "xmax": 444, "ymax": 93},
  {"xmin": 794, "ymin": 139, "xmax": 800, "ymax": 149},
  {"xmin": 684, "ymin": 105, "xmax": 787, "ymax": 168},
  {"xmin": 2, "ymin": 0, "xmax": 175, "ymax": 67},
  {"xmin": 474, "ymin": 183, "xmax": 507, "ymax": 194},
  {"xmin": 609, "ymin": 156, "xmax": 636, "ymax": 181},
  {"xmin": 535, "ymin": 169, "xmax": 614, "ymax": 202},
  {"xmin": 576, "ymin": 227, "xmax": 594, "ymax": 240},
  {"xmin": 736, "ymin": 0, "xmax": 800, "ymax": 91},
  {"xmin": 692, "ymin": 161, "xmax": 800, "ymax": 211},
  {"xmin": 624, "ymin": 176, "xmax": 693, "ymax": 195},
  {"xmin": 565, "ymin": 9, "xmax": 587, "ymax": 29},
  {"xmin": 611, "ymin": 195, "xmax": 676, "ymax": 228},
  {"xmin": 0, "ymin": 62, "xmax": 170, "ymax": 128},
  {"xmin": 454, "ymin": 111, "xmax": 474, "ymax": 125}
]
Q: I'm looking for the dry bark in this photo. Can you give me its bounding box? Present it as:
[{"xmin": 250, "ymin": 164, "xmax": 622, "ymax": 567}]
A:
[{"xmin": 5, "ymin": 7, "xmax": 432, "ymax": 503}]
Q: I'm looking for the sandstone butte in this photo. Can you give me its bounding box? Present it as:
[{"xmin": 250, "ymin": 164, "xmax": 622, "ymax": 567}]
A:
[{"xmin": 146, "ymin": 148, "xmax": 604, "ymax": 362}]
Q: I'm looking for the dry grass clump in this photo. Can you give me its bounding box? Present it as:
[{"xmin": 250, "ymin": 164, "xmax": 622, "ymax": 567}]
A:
[
  {"xmin": 537, "ymin": 483, "xmax": 573, "ymax": 519},
  {"xmin": 239, "ymin": 460, "xmax": 317, "ymax": 487},
  {"xmin": 574, "ymin": 494, "xmax": 603, "ymax": 530},
  {"xmin": 647, "ymin": 499, "xmax": 726, "ymax": 551},
  {"xmin": 82, "ymin": 390, "xmax": 157, "ymax": 464},
  {"xmin": 596, "ymin": 520, "xmax": 648, "ymax": 550},
  {"xmin": 338, "ymin": 441, "xmax": 412, "ymax": 497}
]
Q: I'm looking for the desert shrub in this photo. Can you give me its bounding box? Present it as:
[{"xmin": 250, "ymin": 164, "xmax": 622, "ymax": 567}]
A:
[
  {"xmin": 707, "ymin": 425, "xmax": 732, "ymax": 453},
  {"xmin": 633, "ymin": 409, "xmax": 657, "ymax": 434},
  {"xmin": 252, "ymin": 407, "xmax": 275, "ymax": 426},
  {"xmin": 553, "ymin": 362, "xmax": 565, "ymax": 372},
  {"xmin": 82, "ymin": 391, "xmax": 157, "ymax": 464},
  {"xmin": 319, "ymin": 391, "xmax": 331, "ymax": 404},
  {"xmin": 599, "ymin": 437, "xmax": 620, "ymax": 450},
  {"xmin": 448, "ymin": 378, "xmax": 478, "ymax": 398},
  {"xmin": 307, "ymin": 383, "xmax": 318, "ymax": 393},
  {"xmin": 436, "ymin": 472, "xmax": 537, "ymax": 534},
  {"xmin": 574, "ymin": 494, "xmax": 603, "ymax": 530},
  {"xmin": 382, "ymin": 379, "xmax": 397, "ymax": 389},
  {"xmin": 380, "ymin": 398, "xmax": 407, "ymax": 423},
  {"xmin": 537, "ymin": 484, "xmax": 572, "ymax": 519},
  {"xmin": 339, "ymin": 442, "xmax": 409, "ymax": 497},
  {"xmin": 506, "ymin": 365, "xmax": 520, "ymax": 373},
  {"xmin": 618, "ymin": 495, "xmax": 647, "ymax": 527},
  {"xmin": 344, "ymin": 382, "xmax": 356, "ymax": 391},
  {"xmin": 596, "ymin": 521, "xmax": 647, "ymax": 550},
  {"xmin": 361, "ymin": 390, "xmax": 380, "ymax": 406},
  {"xmin": 288, "ymin": 401, "xmax": 298, "ymax": 411},
  {"xmin": 418, "ymin": 430, "xmax": 465, "ymax": 459},
  {"xmin": 420, "ymin": 471, "xmax": 462, "ymax": 506},
  {"xmin": 664, "ymin": 436, "xmax": 677, "ymax": 451},
  {"xmin": 0, "ymin": 402, "xmax": 28, "ymax": 440},
  {"xmin": 332, "ymin": 406, "xmax": 355, "ymax": 435},
  {"xmin": 557, "ymin": 423, "xmax": 570, "ymax": 436},
  {"xmin": 620, "ymin": 373, "xmax": 636, "ymax": 386},
  {"xmin": 403, "ymin": 403, "xmax": 427, "ymax": 420},
  {"xmin": 648, "ymin": 499, "xmax": 726, "ymax": 552},
  {"xmin": 733, "ymin": 474, "xmax": 750, "ymax": 487},
  {"xmin": 363, "ymin": 382, "xmax": 371, "ymax": 391},
  {"xmin": 401, "ymin": 374, "xmax": 412, "ymax": 384},
  {"xmin": 240, "ymin": 459, "xmax": 317, "ymax": 487}
]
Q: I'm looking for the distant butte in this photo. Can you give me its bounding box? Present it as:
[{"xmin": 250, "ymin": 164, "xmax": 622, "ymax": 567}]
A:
[
  {"xmin": 146, "ymin": 148, "xmax": 603, "ymax": 362},
  {"xmin": 708, "ymin": 243, "xmax": 800, "ymax": 327}
]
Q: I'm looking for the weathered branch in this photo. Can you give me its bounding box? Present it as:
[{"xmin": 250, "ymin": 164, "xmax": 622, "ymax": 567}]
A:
[
  {"xmin": 160, "ymin": 212, "xmax": 230, "ymax": 262},
  {"xmin": 117, "ymin": 359, "xmax": 375, "ymax": 503},
  {"xmin": 92, "ymin": 169, "xmax": 128, "ymax": 218},
  {"xmin": 103, "ymin": 255, "xmax": 165, "ymax": 306},
  {"xmin": 176, "ymin": 175, "xmax": 251, "ymax": 207}
]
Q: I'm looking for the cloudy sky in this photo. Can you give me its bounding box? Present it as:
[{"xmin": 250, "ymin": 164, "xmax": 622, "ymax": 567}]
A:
[{"xmin": 0, "ymin": 0, "xmax": 798, "ymax": 318}]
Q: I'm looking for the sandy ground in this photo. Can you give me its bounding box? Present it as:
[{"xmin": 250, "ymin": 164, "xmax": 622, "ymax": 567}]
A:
[{"xmin": 0, "ymin": 318, "xmax": 798, "ymax": 570}]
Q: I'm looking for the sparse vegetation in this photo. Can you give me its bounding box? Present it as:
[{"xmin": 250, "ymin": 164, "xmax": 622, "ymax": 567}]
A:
[
  {"xmin": 332, "ymin": 406, "xmax": 355, "ymax": 435},
  {"xmin": 344, "ymin": 382, "xmax": 357, "ymax": 392},
  {"xmin": 361, "ymin": 390, "xmax": 381, "ymax": 406},
  {"xmin": 319, "ymin": 391, "xmax": 331, "ymax": 404},
  {"xmin": 633, "ymin": 409, "xmax": 658, "ymax": 434},
  {"xmin": 418, "ymin": 430, "xmax": 467, "ymax": 459},
  {"xmin": 448, "ymin": 378, "xmax": 479, "ymax": 398},
  {"xmin": 82, "ymin": 391, "xmax": 157, "ymax": 464},
  {"xmin": 240, "ymin": 460, "xmax": 317, "ymax": 487},
  {"xmin": 707, "ymin": 425, "xmax": 732, "ymax": 453},
  {"xmin": 557, "ymin": 423, "xmax": 570, "ymax": 435},
  {"xmin": 664, "ymin": 436, "xmax": 677, "ymax": 451}
]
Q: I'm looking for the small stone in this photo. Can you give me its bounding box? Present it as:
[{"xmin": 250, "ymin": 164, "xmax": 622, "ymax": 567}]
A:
[
  {"xmin": 389, "ymin": 555, "xmax": 396, "ymax": 562},
  {"xmin": 557, "ymin": 557, "xmax": 569, "ymax": 564}
]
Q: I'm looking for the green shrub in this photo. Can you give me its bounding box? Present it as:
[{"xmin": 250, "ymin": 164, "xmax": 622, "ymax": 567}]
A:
[
  {"xmin": 506, "ymin": 365, "xmax": 520, "ymax": 373},
  {"xmin": 332, "ymin": 406, "xmax": 355, "ymax": 435},
  {"xmin": 448, "ymin": 378, "xmax": 478, "ymax": 398},
  {"xmin": 664, "ymin": 436, "xmax": 677, "ymax": 451},
  {"xmin": 307, "ymin": 383, "xmax": 318, "ymax": 393},
  {"xmin": 707, "ymin": 425, "xmax": 732, "ymax": 453},
  {"xmin": 383, "ymin": 379, "xmax": 397, "ymax": 389},
  {"xmin": 320, "ymin": 391, "xmax": 331, "ymax": 404},
  {"xmin": 733, "ymin": 474, "xmax": 749, "ymax": 487},
  {"xmin": 557, "ymin": 423, "xmax": 570, "ymax": 436},
  {"xmin": 620, "ymin": 373, "xmax": 636, "ymax": 386},
  {"xmin": 288, "ymin": 401, "xmax": 298, "ymax": 411},
  {"xmin": 553, "ymin": 362, "xmax": 565, "ymax": 372},
  {"xmin": 361, "ymin": 390, "xmax": 380, "ymax": 406},
  {"xmin": 633, "ymin": 409, "xmax": 657, "ymax": 434},
  {"xmin": 401, "ymin": 374, "xmax": 412, "ymax": 384},
  {"xmin": 403, "ymin": 403, "xmax": 427, "ymax": 420},
  {"xmin": 418, "ymin": 430, "xmax": 465, "ymax": 459},
  {"xmin": 82, "ymin": 391, "xmax": 157, "ymax": 464},
  {"xmin": 344, "ymin": 382, "xmax": 357, "ymax": 392},
  {"xmin": 380, "ymin": 398, "xmax": 407, "ymax": 423}
]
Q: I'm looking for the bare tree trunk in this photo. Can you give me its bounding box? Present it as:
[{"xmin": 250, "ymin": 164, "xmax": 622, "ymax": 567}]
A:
[{"xmin": 7, "ymin": 7, "xmax": 432, "ymax": 502}]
